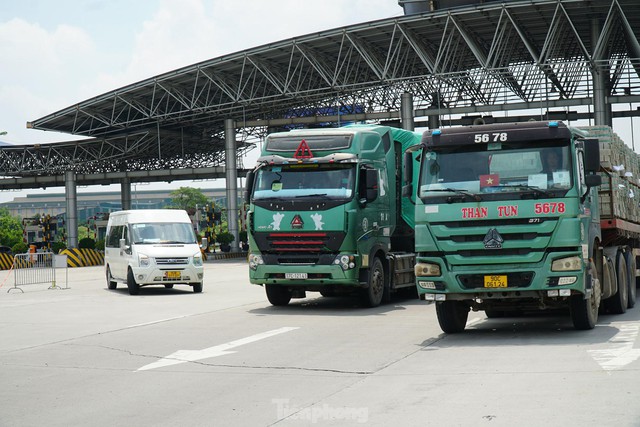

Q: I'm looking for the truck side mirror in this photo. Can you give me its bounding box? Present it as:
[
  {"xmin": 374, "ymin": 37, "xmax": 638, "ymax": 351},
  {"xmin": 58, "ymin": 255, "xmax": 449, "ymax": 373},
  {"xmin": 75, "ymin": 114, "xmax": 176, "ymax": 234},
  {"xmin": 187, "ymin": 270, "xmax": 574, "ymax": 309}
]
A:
[
  {"xmin": 244, "ymin": 170, "xmax": 255, "ymax": 204},
  {"xmin": 585, "ymin": 174, "xmax": 602, "ymax": 187},
  {"xmin": 402, "ymin": 151, "xmax": 413, "ymax": 197},
  {"xmin": 365, "ymin": 168, "xmax": 378, "ymax": 203},
  {"xmin": 583, "ymin": 139, "xmax": 600, "ymax": 174}
]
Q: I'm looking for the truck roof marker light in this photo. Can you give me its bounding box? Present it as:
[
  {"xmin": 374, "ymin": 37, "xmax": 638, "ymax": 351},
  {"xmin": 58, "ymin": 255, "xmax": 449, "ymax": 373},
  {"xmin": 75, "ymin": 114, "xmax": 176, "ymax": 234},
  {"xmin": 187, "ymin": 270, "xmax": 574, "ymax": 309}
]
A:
[
  {"xmin": 432, "ymin": 129, "xmax": 442, "ymax": 136},
  {"xmin": 549, "ymin": 121, "xmax": 559, "ymax": 128}
]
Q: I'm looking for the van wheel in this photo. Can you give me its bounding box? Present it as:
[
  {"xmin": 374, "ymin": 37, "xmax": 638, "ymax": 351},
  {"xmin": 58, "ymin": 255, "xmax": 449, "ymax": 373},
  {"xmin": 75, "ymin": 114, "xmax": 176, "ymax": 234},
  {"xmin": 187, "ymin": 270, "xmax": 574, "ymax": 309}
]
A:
[
  {"xmin": 192, "ymin": 282, "xmax": 203, "ymax": 293},
  {"xmin": 127, "ymin": 269, "xmax": 140, "ymax": 295},
  {"xmin": 106, "ymin": 266, "xmax": 117, "ymax": 290},
  {"xmin": 164, "ymin": 284, "xmax": 174, "ymax": 289}
]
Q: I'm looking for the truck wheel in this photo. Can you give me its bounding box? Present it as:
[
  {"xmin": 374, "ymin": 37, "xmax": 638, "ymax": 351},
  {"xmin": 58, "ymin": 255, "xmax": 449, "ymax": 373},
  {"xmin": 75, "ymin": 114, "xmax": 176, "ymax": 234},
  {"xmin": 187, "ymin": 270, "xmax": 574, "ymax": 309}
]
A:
[
  {"xmin": 106, "ymin": 266, "xmax": 117, "ymax": 290},
  {"xmin": 624, "ymin": 250, "xmax": 636, "ymax": 308},
  {"xmin": 265, "ymin": 284, "xmax": 291, "ymax": 306},
  {"xmin": 485, "ymin": 310, "xmax": 504, "ymax": 318},
  {"xmin": 605, "ymin": 254, "xmax": 628, "ymax": 314},
  {"xmin": 570, "ymin": 267, "xmax": 600, "ymax": 330},
  {"xmin": 360, "ymin": 257, "xmax": 385, "ymax": 308},
  {"xmin": 436, "ymin": 301, "xmax": 469, "ymax": 333},
  {"xmin": 127, "ymin": 269, "xmax": 140, "ymax": 295}
]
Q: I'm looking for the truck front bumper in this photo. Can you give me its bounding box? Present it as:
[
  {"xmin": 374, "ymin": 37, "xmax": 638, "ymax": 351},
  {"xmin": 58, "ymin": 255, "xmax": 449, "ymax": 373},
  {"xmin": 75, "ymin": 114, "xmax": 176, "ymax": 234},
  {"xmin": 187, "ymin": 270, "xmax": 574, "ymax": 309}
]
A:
[{"xmin": 415, "ymin": 251, "xmax": 588, "ymax": 302}]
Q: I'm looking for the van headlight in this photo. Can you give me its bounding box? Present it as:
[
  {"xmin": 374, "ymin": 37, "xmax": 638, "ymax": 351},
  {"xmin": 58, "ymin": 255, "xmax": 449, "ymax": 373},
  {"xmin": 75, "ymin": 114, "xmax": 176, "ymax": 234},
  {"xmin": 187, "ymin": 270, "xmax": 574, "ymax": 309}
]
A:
[
  {"xmin": 552, "ymin": 256, "xmax": 582, "ymax": 271},
  {"xmin": 138, "ymin": 253, "xmax": 150, "ymax": 267},
  {"xmin": 193, "ymin": 253, "xmax": 203, "ymax": 267}
]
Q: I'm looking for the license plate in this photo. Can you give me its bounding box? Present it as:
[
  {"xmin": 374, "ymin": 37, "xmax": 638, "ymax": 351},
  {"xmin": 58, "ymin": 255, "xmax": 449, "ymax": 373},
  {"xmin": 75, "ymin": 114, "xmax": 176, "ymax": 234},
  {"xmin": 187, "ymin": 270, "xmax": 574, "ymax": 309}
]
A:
[
  {"xmin": 484, "ymin": 275, "xmax": 507, "ymax": 288},
  {"xmin": 165, "ymin": 271, "xmax": 181, "ymax": 280},
  {"xmin": 285, "ymin": 273, "xmax": 307, "ymax": 279}
]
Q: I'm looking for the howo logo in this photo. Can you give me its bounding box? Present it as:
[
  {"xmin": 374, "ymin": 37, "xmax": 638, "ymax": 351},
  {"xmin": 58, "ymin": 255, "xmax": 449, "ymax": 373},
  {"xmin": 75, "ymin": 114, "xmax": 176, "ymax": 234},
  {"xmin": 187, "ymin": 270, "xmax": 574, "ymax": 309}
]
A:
[{"xmin": 483, "ymin": 228, "xmax": 504, "ymax": 249}]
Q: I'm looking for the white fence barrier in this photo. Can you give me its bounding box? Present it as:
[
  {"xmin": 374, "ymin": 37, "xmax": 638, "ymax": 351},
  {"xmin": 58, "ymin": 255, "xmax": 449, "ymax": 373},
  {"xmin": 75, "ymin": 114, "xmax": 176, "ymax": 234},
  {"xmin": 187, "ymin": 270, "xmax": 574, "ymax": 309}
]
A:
[{"xmin": 8, "ymin": 252, "xmax": 68, "ymax": 293}]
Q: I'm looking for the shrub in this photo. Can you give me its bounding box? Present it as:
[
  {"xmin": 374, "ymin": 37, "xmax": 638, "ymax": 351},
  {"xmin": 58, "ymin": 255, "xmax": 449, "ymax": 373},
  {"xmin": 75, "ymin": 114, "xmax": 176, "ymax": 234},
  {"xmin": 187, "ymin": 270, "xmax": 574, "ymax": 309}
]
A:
[
  {"xmin": 51, "ymin": 242, "xmax": 67, "ymax": 254},
  {"xmin": 78, "ymin": 237, "xmax": 95, "ymax": 249},
  {"xmin": 12, "ymin": 242, "xmax": 27, "ymax": 254}
]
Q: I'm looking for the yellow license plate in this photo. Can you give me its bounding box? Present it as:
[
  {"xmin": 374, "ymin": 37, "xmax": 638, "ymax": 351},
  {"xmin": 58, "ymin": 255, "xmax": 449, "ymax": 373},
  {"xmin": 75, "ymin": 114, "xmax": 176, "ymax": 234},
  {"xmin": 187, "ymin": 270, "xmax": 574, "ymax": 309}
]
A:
[
  {"xmin": 484, "ymin": 275, "xmax": 507, "ymax": 288},
  {"xmin": 165, "ymin": 271, "xmax": 181, "ymax": 279}
]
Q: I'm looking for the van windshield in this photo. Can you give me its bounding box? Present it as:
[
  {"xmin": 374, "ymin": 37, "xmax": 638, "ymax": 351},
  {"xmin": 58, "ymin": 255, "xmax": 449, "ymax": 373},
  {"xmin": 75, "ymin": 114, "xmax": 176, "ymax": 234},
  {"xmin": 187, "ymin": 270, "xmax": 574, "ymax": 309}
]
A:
[{"xmin": 130, "ymin": 223, "xmax": 195, "ymax": 244}]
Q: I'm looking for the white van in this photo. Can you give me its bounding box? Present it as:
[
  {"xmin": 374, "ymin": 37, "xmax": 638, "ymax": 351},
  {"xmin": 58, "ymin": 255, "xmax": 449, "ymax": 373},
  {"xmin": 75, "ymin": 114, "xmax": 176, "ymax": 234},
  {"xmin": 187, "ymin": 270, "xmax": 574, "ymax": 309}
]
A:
[{"xmin": 104, "ymin": 209, "xmax": 204, "ymax": 295}]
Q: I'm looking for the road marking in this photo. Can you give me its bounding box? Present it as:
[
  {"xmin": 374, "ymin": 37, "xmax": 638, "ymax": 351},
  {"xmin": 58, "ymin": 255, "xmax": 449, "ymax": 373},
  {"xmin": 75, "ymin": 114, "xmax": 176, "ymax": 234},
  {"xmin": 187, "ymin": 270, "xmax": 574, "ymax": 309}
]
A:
[
  {"xmin": 137, "ymin": 326, "xmax": 299, "ymax": 371},
  {"xmin": 128, "ymin": 315, "xmax": 190, "ymax": 328},
  {"xmin": 588, "ymin": 322, "xmax": 640, "ymax": 371}
]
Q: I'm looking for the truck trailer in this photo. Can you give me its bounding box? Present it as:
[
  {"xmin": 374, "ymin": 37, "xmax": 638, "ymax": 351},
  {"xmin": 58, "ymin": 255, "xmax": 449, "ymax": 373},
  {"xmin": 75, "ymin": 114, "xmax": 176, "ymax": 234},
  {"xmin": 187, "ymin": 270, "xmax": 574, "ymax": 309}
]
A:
[
  {"xmin": 245, "ymin": 124, "xmax": 421, "ymax": 307},
  {"xmin": 406, "ymin": 121, "xmax": 638, "ymax": 332}
]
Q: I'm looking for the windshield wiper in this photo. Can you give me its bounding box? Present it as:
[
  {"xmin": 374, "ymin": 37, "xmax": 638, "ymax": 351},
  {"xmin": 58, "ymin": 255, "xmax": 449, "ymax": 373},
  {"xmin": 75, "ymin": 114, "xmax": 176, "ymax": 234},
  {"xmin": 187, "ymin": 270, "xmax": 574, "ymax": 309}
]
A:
[
  {"xmin": 295, "ymin": 193, "xmax": 329, "ymax": 198},
  {"xmin": 498, "ymin": 185, "xmax": 553, "ymax": 198},
  {"xmin": 427, "ymin": 188, "xmax": 481, "ymax": 203}
]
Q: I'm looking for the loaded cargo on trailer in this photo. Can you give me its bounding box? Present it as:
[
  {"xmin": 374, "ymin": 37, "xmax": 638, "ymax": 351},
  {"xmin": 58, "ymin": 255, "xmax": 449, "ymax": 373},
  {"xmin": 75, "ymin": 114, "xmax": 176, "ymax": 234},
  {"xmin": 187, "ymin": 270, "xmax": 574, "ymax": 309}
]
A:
[
  {"xmin": 244, "ymin": 125, "xmax": 421, "ymax": 307},
  {"xmin": 405, "ymin": 121, "xmax": 638, "ymax": 332}
]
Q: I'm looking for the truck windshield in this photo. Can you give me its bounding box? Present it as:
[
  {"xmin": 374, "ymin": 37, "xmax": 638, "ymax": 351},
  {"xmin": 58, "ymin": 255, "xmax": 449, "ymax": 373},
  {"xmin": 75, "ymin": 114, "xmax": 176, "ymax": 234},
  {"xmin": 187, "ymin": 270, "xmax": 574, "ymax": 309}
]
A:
[
  {"xmin": 253, "ymin": 165, "xmax": 354, "ymax": 200},
  {"xmin": 419, "ymin": 144, "xmax": 572, "ymax": 198},
  {"xmin": 131, "ymin": 223, "xmax": 195, "ymax": 244}
]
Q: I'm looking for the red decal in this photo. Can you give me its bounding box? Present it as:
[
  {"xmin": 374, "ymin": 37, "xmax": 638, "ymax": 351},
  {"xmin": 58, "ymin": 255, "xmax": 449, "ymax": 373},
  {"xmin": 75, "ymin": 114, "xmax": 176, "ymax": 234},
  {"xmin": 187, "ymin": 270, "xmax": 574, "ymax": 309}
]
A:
[
  {"xmin": 461, "ymin": 207, "xmax": 488, "ymax": 219},
  {"xmin": 480, "ymin": 174, "xmax": 500, "ymax": 187},
  {"xmin": 294, "ymin": 139, "xmax": 313, "ymax": 159},
  {"xmin": 497, "ymin": 205, "xmax": 518, "ymax": 217}
]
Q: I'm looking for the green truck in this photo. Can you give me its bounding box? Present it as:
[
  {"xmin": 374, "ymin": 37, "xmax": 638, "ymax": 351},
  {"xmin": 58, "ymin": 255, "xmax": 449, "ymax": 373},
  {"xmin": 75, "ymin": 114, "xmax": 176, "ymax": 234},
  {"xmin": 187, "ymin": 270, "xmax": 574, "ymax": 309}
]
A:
[
  {"xmin": 406, "ymin": 121, "xmax": 639, "ymax": 332},
  {"xmin": 245, "ymin": 124, "xmax": 421, "ymax": 307}
]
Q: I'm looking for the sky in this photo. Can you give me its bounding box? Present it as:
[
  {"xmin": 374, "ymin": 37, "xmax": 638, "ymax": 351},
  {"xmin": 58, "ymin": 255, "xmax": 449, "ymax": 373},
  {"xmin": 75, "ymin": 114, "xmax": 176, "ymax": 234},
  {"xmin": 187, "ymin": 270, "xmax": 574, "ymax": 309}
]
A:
[{"xmin": 0, "ymin": 0, "xmax": 403, "ymax": 203}]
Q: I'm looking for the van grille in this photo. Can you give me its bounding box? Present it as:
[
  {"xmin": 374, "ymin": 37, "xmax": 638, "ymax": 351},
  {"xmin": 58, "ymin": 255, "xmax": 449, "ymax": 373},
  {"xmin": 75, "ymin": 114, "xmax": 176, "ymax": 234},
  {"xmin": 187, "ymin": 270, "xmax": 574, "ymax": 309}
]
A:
[{"xmin": 155, "ymin": 257, "xmax": 189, "ymax": 265}]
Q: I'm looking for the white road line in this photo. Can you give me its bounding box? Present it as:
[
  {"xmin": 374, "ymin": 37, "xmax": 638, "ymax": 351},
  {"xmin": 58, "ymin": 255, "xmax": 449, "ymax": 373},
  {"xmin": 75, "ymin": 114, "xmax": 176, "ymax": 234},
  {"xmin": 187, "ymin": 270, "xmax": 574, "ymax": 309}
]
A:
[
  {"xmin": 588, "ymin": 322, "xmax": 640, "ymax": 371},
  {"xmin": 137, "ymin": 326, "xmax": 300, "ymax": 371},
  {"xmin": 128, "ymin": 315, "xmax": 190, "ymax": 329}
]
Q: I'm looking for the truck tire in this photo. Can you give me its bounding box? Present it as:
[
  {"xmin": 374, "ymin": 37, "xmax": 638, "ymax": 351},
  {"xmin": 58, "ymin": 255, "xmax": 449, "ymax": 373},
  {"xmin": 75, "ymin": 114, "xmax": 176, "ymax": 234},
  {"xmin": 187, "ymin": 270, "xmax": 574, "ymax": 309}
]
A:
[
  {"xmin": 436, "ymin": 301, "xmax": 469, "ymax": 333},
  {"xmin": 266, "ymin": 284, "xmax": 291, "ymax": 306},
  {"xmin": 127, "ymin": 268, "xmax": 140, "ymax": 295},
  {"xmin": 360, "ymin": 257, "xmax": 385, "ymax": 308},
  {"xmin": 570, "ymin": 262, "xmax": 600, "ymax": 330},
  {"xmin": 605, "ymin": 254, "xmax": 628, "ymax": 314},
  {"xmin": 106, "ymin": 266, "xmax": 117, "ymax": 290},
  {"xmin": 624, "ymin": 250, "xmax": 636, "ymax": 308}
]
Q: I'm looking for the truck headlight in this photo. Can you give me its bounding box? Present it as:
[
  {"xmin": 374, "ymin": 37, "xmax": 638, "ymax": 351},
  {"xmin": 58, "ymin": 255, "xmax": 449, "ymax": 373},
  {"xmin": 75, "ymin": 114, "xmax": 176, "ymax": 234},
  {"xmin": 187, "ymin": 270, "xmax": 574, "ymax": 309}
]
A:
[
  {"xmin": 551, "ymin": 256, "xmax": 582, "ymax": 271},
  {"xmin": 249, "ymin": 253, "xmax": 264, "ymax": 270},
  {"xmin": 415, "ymin": 262, "xmax": 441, "ymax": 277},
  {"xmin": 139, "ymin": 253, "xmax": 150, "ymax": 267},
  {"xmin": 333, "ymin": 254, "xmax": 356, "ymax": 271},
  {"xmin": 193, "ymin": 253, "xmax": 203, "ymax": 267}
]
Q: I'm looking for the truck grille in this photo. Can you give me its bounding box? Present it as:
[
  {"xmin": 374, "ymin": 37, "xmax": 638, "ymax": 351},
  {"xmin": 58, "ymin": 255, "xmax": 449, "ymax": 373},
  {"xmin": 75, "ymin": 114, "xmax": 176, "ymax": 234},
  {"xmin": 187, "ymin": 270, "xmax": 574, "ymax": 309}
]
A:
[
  {"xmin": 254, "ymin": 231, "xmax": 345, "ymax": 265},
  {"xmin": 428, "ymin": 217, "xmax": 560, "ymax": 265}
]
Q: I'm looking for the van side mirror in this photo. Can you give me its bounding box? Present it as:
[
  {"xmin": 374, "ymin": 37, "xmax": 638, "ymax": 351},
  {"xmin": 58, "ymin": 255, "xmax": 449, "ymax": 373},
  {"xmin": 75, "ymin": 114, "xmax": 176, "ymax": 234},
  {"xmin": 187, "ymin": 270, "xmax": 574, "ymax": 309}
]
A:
[
  {"xmin": 201, "ymin": 237, "xmax": 208, "ymax": 249},
  {"xmin": 583, "ymin": 139, "xmax": 600, "ymax": 174},
  {"xmin": 119, "ymin": 238, "xmax": 126, "ymax": 250}
]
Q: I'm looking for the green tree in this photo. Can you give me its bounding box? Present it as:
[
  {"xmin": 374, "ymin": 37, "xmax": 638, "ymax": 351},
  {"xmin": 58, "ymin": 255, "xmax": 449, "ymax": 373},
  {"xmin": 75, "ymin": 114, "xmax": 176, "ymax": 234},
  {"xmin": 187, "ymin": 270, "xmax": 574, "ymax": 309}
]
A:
[
  {"xmin": 169, "ymin": 187, "xmax": 210, "ymax": 211},
  {"xmin": 0, "ymin": 208, "xmax": 23, "ymax": 247}
]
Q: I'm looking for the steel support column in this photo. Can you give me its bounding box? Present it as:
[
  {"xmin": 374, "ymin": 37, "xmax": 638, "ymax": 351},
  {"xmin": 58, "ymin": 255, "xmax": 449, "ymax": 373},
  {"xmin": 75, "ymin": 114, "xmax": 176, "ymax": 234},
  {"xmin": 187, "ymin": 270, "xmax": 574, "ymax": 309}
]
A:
[
  {"xmin": 64, "ymin": 171, "xmax": 78, "ymax": 248},
  {"xmin": 225, "ymin": 119, "xmax": 239, "ymax": 252},
  {"xmin": 401, "ymin": 92, "xmax": 415, "ymax": 131},
  {"xmin": 592, "ymin": 17, "xmax": 612, "ymax": 126},
  {"xmin": 121, "ymin": 178, "xmax": 132, "ymax": 210}
]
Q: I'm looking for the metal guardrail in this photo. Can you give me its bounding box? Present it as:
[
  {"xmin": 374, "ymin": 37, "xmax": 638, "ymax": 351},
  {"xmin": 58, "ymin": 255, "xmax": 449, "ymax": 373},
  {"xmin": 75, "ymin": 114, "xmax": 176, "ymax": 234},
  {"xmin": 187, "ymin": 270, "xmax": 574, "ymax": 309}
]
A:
[{"xmin": 8, "ymin": 252, "xmax": 68, "ymax": 293}]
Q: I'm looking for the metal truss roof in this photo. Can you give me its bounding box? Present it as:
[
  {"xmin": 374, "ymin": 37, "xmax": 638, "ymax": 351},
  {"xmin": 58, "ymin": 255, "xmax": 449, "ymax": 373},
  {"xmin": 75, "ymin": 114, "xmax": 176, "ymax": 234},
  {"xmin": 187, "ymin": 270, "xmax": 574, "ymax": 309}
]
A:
[{"xmin": 4, "ymin": 0, "xmax": 640, "ymax": 188}]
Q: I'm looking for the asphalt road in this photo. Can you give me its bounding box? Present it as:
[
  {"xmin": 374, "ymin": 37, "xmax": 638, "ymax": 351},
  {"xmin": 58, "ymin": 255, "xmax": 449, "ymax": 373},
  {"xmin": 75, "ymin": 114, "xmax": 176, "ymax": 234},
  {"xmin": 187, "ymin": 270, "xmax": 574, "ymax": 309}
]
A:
[{"xmin": 1, "ymin": 260, "xmax": 639, "ymax": 427}]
